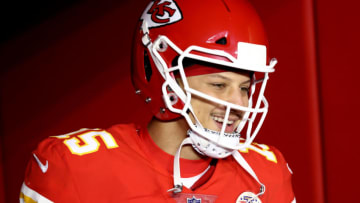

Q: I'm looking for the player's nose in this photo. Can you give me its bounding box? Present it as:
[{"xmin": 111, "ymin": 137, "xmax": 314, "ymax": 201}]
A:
[{"xmin": 225, "ymin": 88, "xmax": 248, "ymax": 107}]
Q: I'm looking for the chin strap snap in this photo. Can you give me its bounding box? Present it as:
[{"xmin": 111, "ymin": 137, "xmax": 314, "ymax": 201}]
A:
[{"xmin": 167, "ymin": 184, "xmax": 183, "ymax": 194}]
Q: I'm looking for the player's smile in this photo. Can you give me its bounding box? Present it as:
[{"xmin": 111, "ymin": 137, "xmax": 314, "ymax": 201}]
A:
[{"xmin": 210, "ymin": 112, "xmax": 242, "ymax": 133}]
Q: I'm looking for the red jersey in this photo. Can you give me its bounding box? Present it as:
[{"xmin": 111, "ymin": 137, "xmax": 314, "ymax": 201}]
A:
[{"xmin": 20, "ymin": 123, "xmax": 295, "ymax": 202}]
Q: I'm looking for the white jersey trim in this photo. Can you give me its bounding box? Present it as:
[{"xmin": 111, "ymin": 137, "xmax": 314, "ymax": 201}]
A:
[
  {"xmin": 291, "ymin": 197, "xmax": 296, "ymax": 203},
  {"xmin": 20, "ymin": 182, "xmax": 53, "ymax": 203}
]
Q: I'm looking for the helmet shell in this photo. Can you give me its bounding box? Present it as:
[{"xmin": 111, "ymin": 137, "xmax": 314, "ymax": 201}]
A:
[{"xmin": 131, "ymin": 0, "xmax": 269, "ymax": 120}]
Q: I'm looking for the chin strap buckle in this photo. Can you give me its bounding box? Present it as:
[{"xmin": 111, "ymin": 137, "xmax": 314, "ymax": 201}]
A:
[
  {"xmin": 167, "ymin": 184, "xmax": 183, "ymax": 194},
  {"xmin": 259, "ymin": 183, "xmax": 266, "ymax": 196}
]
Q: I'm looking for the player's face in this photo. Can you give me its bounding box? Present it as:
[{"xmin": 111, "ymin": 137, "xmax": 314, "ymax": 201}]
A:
[{"xmin": 186, "ymin": 71, "xmax": 250, "ymax": 133}]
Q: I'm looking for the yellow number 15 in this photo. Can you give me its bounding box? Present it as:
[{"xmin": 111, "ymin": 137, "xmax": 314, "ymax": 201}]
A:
[{"xmin": 53, "ymin": 129, "xmax": 119, "ymax": 156}]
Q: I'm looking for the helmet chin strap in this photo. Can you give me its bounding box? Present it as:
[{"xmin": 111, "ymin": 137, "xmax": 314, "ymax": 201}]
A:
[
  {"xmin": 168, "ymin": 130, "xmax": 266, "ymax": 200},
  {"xmin": 232, "ymin": 151, "xmax": 266, "ymax": 199},
  {"xmin": 167, "ymin": 137, "xmax": 192, "ymax": 194}
]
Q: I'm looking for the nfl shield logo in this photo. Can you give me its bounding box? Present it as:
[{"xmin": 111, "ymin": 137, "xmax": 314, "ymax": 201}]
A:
[{"xmin": 187, "ymin": 196, "xmax": 201, "ymax": 203}]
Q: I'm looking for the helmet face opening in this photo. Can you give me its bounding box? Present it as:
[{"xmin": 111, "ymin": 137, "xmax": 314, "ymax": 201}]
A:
[{"xmin": 132, "ymin": 0, "xmax": 277, "ymax": 155}]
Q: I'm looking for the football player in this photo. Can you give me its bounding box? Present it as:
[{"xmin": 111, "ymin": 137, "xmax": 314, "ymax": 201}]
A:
[{"xmin": 20, "ymin": 0, "xmax": 295, "ymax": 202}]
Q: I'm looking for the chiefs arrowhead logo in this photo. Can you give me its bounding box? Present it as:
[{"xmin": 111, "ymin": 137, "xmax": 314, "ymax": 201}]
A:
[{"xmin": 141, "ymin": 0, "xmax": 183, "ymax": 28}]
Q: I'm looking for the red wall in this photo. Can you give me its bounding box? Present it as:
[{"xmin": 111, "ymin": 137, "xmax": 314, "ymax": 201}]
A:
[
  {"xmin": 314, "ymin": 0, "xmax": 360, "ymax": 202},
  {"xmin": 1, "ymin": 0, "xmax": 359, "ymax": 202}
]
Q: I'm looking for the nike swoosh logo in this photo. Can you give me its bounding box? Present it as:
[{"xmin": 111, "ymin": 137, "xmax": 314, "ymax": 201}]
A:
[{"xmin": 33, "ymin": 153, "xmax": 48, "ymax": 173}]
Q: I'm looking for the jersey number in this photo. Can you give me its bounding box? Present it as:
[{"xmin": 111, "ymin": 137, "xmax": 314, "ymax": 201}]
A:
[
  {"xmin": 240, "ymin": 143, "xmax": 277, "ymax": 163},
  {"xmin": 55, "ymin": 130, "xmax": 119, "ymax": 156}
]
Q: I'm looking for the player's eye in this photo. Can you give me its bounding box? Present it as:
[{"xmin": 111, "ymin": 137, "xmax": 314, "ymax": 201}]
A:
[
  {"xmin": 210, "ymin": 83, "xmax": 226, "ymax": 89},
  {"xmin": 240, "ymin": 86, "xmax": 250, "ymax": 93}
]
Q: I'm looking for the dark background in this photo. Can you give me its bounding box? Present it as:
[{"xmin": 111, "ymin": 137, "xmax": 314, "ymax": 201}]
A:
[{"xmin": 1, "ymin": 0, "xmax": 359, "ymax": 202}]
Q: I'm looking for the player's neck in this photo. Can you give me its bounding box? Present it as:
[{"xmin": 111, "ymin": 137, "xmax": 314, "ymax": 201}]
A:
[{"xmin": 147, "ymin": 117, "xmax": 204, "ymax": 160}]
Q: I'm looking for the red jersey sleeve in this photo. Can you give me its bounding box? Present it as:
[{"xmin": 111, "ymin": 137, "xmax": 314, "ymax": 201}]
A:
[
  {"xmin": 239, "ymin": 143, "xmax": 296, "ymax": 202},
  {"xmin": 20, "ymin": 130, "xmax": 88, "ymax": 203},
  {"xmin": 267, "ymin": 146, "xmax": 295, "ymax": 202}
]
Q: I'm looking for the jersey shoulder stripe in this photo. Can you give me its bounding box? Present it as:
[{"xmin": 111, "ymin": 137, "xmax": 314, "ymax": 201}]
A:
[{"xmin": 20, "ymin": 182, "xmax": 53, "ymax": 203}]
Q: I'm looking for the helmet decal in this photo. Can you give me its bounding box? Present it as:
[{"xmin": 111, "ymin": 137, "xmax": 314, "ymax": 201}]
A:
[{"xmin": 141, "ymin": 0, "xmax": 183, "ymax": 28}]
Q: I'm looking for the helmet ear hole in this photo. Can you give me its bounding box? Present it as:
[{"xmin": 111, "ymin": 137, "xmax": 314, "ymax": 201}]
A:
[{"xmin": 144, "ymin": 50, "xmax": 152, "ymax": 82}]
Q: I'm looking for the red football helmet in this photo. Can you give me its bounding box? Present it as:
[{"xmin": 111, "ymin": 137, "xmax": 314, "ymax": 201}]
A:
[{"xmin": 132, "ymin": 0, "xmax": 273, "ymax": 118}]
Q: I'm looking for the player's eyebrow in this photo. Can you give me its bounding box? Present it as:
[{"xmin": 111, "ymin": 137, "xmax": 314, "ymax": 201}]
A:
[
  {"xmin": 207, "ymin": 74, "xmax": 230, "ymax": 80},
  {"xmin": 241, "ymin": 79, "xmax": 251, "ymax": 85},
  {"xmin": 206, "ymin": 74, "xmax": 251, "ymax": 84}
]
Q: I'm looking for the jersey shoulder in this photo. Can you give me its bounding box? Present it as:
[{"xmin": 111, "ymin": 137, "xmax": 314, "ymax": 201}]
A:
[
  {"xmin": 35, "ymin": 123, "xmax": 139, "ymax": 157},
  {"xmin": 238, "ymin": 142, "xmax": 293, "ymax": 186},
  {"xmin": 239, "ymin": 142, "xmax": 286, "ymax": 165},
  {"xmin": 27, "ymin": 123, "xmax": 141, "ymax": 181},
  {"xmin": 239, "ymin": 142, "xmax": 295, "ymax": 201},
  {"xmin": 22, "ymin": 124, "xmax": 140, "ymax": 202}
]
